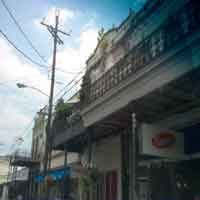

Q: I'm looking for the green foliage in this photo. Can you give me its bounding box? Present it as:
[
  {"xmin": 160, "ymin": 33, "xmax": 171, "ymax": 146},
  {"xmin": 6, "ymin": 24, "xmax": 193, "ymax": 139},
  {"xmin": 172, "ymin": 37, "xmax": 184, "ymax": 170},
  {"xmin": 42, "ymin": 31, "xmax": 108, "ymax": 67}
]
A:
[
  {"xmin": 79, "ymin": 175, "xmax": 90, "ymax": 192},
  {"xmin": 79, "ymin": 166, "xmax": 100, "ymax": 193},
  {"xmin": 54, "ymin": 98, "xmax": 72, "ymax": 120}
]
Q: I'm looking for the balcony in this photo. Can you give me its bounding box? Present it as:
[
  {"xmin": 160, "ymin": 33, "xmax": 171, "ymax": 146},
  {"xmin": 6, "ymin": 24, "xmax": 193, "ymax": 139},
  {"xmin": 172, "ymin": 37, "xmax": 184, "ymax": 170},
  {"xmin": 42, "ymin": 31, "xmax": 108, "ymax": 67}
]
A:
[
  {"xmin": 81, "ymin": 0, "xmax": 200, "ymax": 107},
  {"xmin": 10, "ymin": 151, "xmax": 39, "ymax": 167},
  {"xmin": 52, "ymin": 111, "xmax": 86, "ymax": 150}
]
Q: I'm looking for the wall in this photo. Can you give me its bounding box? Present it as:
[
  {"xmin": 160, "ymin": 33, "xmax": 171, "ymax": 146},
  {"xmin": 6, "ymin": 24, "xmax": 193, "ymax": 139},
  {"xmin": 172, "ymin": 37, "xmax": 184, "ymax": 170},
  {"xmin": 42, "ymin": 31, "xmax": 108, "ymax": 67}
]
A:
[
  {"xmin": 32, "ymin": 111, "xmax": 47, "ymax": 171},
  {"xmin": 81, "ymin": 135, "xmax": 122, "ymax": 200},
  {"xmin": 87, "ymin": 0, "xmax": 188, "ymax": 89},
  {"xmin": 50, "ymin": 152, "xmax": 80, "ymax": 170},
  {"xmin": 0, "ymin": 159, "xmax": 9, "ymax": 184}
]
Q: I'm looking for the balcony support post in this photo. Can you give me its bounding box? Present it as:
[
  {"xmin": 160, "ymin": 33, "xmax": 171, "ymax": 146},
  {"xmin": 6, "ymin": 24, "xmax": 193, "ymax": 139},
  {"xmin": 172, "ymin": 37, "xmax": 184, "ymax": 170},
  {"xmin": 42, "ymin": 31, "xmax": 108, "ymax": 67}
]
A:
[
  {"xmin": 63, "ymin": 145, "xmax": 69, "ymax": 200},
  {"xmin": 129, "ymin": 113, "xmax": 138, "ymax": 200},
  {"xmin": 87, "ymin": 128, "xmax": 93, "ymax": 165}
]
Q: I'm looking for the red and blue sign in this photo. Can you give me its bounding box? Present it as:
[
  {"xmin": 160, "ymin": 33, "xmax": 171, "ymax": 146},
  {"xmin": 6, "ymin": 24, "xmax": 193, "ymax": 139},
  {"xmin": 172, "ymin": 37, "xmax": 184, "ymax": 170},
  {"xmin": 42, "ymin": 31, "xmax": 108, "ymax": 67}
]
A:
[
  {"xmin": 152, "ymin": 132, "xmax": 176, "ymax": 149},
  {"xmin": 35, "ymin": 168, "xmax": 70, "ymax": 183}
]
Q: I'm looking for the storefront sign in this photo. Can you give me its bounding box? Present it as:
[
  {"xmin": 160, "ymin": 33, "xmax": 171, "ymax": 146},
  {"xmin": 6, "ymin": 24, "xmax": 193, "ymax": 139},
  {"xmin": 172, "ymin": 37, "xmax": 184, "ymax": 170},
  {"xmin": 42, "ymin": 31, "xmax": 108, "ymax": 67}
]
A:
[
  {"xmin": 15, "ymin": 168, "xmax": 29, "ymax": 181},
  {"xmin": 152, "ymin": 132, "xmax": 176, "ymax": 149},
  {"xmin": 35, "ymin": 168, "xmax": 70, "ymax": 183},
  {"xmin": 139, "ymin": 123, "xmax": 184, "ymax": 158}
]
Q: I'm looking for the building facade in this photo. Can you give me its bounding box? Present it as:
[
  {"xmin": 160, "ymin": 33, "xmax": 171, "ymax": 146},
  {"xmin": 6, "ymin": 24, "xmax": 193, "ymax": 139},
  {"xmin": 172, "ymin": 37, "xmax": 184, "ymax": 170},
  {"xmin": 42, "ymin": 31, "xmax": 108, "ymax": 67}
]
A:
[
  {"xmin": 53, "ymin": 0, "xmax": 200, "ymax": 200},
  {"xmin": 31, "ymin": 106, "xmax": 80, "ymax": 200}
]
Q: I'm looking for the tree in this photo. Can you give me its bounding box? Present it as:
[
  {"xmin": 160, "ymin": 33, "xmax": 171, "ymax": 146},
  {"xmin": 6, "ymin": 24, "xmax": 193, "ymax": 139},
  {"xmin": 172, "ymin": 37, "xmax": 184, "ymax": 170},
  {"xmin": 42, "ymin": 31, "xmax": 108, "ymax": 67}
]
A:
[{"xmin": 54, "ymin": 98, "xmax": 72, "ymax": 121}]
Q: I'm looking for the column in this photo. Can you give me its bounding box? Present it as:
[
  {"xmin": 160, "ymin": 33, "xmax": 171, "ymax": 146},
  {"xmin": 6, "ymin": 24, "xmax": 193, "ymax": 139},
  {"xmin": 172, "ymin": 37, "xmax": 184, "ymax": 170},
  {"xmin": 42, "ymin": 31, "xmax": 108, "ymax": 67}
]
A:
[
  {"xmin": 129, "ymin": 113, "xmax": 138, "ymax": 200},
  {"xmin": 63, "ymin": 145, "xmax": 69, "ymax": 200}
]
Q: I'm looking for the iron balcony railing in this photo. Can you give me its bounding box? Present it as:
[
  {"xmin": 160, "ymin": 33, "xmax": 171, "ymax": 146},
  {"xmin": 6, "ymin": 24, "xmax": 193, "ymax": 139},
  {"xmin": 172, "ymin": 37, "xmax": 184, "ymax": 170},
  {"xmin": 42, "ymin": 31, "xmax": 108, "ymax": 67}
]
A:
[
  {"xmin": 52, "ymin": 111, "xmax": 86, "ymax": 147},
  {"xmin": 52, "ymin": 111, "xmax": 82, "ymax": 136},
  {"xmin": 81, "ymin": 0, "xmax": 200, "ymax": 106},
  {"xmin": 11, "ymin": 151, "xmax": 31, "ymax": 162}
]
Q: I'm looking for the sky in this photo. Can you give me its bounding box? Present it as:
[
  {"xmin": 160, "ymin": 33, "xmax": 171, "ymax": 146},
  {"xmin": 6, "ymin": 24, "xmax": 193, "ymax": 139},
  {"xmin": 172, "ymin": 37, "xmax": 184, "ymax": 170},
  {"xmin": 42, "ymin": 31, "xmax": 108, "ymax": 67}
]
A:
[{"xmin": 0, "ymin": 0, "xmax": 147, "ymax": 155}]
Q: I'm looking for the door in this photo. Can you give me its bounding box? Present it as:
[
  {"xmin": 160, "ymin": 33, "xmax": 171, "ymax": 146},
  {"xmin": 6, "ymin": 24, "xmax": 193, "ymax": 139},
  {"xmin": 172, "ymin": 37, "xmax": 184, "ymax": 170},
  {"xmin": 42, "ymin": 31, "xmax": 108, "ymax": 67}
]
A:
[{"xmin": 105, "ymin": 171, "xmax": 118, "ymax": 200}]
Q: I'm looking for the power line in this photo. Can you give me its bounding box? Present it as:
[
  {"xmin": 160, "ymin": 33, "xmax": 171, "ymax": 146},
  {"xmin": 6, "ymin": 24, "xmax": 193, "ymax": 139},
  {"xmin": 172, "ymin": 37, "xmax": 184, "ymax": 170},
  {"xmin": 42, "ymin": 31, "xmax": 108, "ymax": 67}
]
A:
[
  {"xmin": 55, "ymin": 67, "xmax": 82, "ymax": 75},
  {"xmin": 0, "ymin": 29, "xmax": 83, "ymax": 75},
  {"xmin": 41, "ymin": 10, "xmax": 72, "ymax": 182},
  {"xmin": 0, "ymin": 29, "xmax": 49, "ymax": 69},
  {"xmin": 57, "ymin": 75, "xmax": 83, "ymax": 100},
  {"xmin": 1, "ymin": 0, "xmax": 48, "ymax": 64},
  {"xmin": 54, "ymin": 70, "xmax": 84, "ymax": 100},
  {"xmin": 0, "ymin": 0, "xmax": 89, "ymax": 80},
  {"xmin": 8, "ymin": 118, "xmax": 35, "ymax": 154},
  {"xmin": 8, "ymin": 72, "xmax": 84, "ymax": 156},
  {"xmin": 53, "ymin": 64, "xmax": 86, "ymax": 99}
]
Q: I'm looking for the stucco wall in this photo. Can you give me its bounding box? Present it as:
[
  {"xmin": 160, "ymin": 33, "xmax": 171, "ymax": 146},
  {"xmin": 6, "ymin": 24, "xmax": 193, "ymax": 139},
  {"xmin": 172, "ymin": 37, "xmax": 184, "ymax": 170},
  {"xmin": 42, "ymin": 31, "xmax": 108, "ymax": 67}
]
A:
[
  {"xmin": 0, "ymin": 159, "xmax": 9, "ymax": 183},
  {"xmin": 81, "ymin": 135, "xmax": 122, "ymax": 200},
  {"xmin": 50, "ymin": 152, "xmax": 80, "ymax": 169}
]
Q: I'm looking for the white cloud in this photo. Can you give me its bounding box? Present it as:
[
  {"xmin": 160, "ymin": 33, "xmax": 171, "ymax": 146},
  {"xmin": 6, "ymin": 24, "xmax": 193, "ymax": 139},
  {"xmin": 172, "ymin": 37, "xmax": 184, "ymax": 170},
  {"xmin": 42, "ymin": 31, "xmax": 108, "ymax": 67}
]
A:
[
  {"xmin": 0, "ymin": 9, "xmax": 99, "ymax": 155},
  {"xmin": 34, "ymin": 7, "xmax": 75, "ymax": 29},
  {"xmin": 0, "ymin": 38, "xmax": 50, "ymax": 154},
  {"xmin": 0, "ymin": 38, "xmax": 49, "ymax": 91},
  {"xmin": 56, "ymin": 28, "xmax": 98, "ymax": 74},
  {"xmin": 53, "ymin": 27, "xmax": 98, "ymax": 97}
]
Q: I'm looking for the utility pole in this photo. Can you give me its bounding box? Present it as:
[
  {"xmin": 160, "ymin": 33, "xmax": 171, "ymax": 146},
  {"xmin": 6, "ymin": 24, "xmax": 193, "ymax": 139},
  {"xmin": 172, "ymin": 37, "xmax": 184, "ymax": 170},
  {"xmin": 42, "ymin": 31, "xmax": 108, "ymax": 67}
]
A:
[{"xmin": 41, "ymin": 9, "xmax": 70, "ymax": 195}]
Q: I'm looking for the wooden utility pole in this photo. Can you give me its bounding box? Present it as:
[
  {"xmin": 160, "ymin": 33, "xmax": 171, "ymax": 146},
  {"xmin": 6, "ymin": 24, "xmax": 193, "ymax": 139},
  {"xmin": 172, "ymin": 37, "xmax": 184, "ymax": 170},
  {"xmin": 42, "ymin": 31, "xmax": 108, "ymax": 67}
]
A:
[{"xmin": 41, "ymin": 9, "xmax": 70, "ymax": 197}]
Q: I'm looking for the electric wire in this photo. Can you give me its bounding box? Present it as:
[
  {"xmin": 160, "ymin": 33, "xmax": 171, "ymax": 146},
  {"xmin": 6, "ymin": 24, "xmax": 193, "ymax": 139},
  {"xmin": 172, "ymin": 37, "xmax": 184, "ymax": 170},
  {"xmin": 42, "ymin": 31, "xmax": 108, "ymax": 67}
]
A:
[
  {"xmin": 54, "ymin": 71, "xmax": 84, "ymax": 100},
  {"xmin": 56, "ymin": 75, "xmax": 83, "ymax": 101},
  {"xmin": 8, "ymin": 74, "xmax": 84, "ymax": 156},
  {"xmin": 0, "ymin": 29, "xmax": 49, "ymax": 69},
  {"xmin": 1, "ymin": 0, "xmax": 48, "ymax": 64},
  {"xmin": 0, "ymin": 29, "xmax": 84, "ymax": 75}
]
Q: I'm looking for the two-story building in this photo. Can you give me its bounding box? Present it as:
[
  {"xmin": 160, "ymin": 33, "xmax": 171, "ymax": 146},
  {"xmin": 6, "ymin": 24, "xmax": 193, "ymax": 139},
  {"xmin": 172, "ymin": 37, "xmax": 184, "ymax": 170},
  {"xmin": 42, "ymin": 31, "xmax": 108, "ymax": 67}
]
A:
[
  {"xmin": 32, "ymin": 102, "xmax": 80, "ymax": 199},
  {"xmin": 53, "ymin": 0, "xmax": 200, "ymax": 200}
]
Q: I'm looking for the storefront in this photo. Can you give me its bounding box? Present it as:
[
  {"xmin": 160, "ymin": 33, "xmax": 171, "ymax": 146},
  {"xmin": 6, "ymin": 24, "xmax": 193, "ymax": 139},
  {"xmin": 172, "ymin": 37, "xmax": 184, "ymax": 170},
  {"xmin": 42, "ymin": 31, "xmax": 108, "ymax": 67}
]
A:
[
  {"xmin": 138, "ymin": 122, "xmax": 200, "ymax": 200},
  {"xmin": 35, "ymin": 168, "xmax": 71, "ymax": 199}
]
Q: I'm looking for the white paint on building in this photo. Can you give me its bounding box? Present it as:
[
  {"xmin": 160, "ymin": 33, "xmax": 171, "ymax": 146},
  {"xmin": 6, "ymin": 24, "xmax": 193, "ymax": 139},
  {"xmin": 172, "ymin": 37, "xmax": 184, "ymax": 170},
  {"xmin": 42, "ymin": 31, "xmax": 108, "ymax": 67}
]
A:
[{"xmin": 81, "ymin": 135, "xmax": 122, "ymax": 200}]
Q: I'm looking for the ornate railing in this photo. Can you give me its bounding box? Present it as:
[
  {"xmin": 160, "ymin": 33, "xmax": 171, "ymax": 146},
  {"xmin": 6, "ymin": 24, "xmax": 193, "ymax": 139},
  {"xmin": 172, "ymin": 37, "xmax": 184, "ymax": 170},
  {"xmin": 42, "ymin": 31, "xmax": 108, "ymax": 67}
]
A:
[
  {"xmin": 52, "ymin": 111, "xmax": 82, "ymax": 135},
  {"xmin": 81, "ymin": 0, "xmax": 200, "ymax": 106},
  {"xmin": 52, "ymin": 111, "xmax": 86, "ymax": 148}
]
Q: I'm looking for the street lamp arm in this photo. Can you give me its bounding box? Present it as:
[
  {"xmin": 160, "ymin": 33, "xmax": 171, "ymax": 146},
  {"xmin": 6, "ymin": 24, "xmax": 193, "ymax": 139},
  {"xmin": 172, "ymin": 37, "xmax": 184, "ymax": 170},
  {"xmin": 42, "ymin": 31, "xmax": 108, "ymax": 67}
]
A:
[
  {"xmin": 28, "ymin": 86, "xmax": 49, "ymax": 97},
  {"xmin": 16, "ymin": 83, "xmax": 49, "ymax": 97}
]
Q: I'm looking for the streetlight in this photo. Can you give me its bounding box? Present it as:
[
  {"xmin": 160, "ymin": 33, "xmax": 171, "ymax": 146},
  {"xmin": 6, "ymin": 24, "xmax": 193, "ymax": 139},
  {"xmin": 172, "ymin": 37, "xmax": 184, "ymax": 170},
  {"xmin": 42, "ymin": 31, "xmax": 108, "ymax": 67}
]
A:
[{"xmin": 16, "ymin": 83, "xmax": 49, "ymax": 97}]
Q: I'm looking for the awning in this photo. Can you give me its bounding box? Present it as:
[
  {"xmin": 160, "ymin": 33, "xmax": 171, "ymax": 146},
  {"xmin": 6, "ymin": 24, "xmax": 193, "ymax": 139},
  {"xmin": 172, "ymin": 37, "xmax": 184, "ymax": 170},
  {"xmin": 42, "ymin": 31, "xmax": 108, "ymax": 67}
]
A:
[{"xmin": 35, "ymin": 168, "xmax": 70, "ymax": 183}]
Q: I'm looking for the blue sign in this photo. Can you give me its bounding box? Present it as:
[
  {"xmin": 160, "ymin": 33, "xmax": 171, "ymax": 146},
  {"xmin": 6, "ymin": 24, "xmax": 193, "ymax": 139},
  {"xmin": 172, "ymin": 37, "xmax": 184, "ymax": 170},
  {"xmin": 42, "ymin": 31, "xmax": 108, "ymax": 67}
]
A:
[
  {"xmin": 35, "ymin": 168, "xmax": 70, "ymax": 183},
  {"xmin": 35, "ymin": 175, "xmax": 44, "ymax": 183}
]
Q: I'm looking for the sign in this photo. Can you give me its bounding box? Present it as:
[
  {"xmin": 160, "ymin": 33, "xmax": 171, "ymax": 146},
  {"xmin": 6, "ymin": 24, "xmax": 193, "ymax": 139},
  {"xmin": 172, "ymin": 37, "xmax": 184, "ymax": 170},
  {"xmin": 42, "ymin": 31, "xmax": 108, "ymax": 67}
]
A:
[
  {"xmin": 152, "ymin": 132, "xmax": 176, "ymax": 149},
  {"xmin": 15, "ymin": 168, "xmax": 29, "ymax": 181},
  {"xmin": 139, "ymin": 123, "xmax": 184, "ymax": 158},
  {"xmin": 35, "ymin": 168, "xmax": 70, "ymax": 183}
]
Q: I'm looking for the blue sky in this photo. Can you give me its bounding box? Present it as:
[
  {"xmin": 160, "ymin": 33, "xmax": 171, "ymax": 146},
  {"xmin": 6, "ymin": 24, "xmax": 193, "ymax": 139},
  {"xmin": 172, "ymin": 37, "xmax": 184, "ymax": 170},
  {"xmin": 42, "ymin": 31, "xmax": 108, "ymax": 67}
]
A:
[{"xmin": 0, "ymin": 0, "xmax": 147, "ymax": 155}]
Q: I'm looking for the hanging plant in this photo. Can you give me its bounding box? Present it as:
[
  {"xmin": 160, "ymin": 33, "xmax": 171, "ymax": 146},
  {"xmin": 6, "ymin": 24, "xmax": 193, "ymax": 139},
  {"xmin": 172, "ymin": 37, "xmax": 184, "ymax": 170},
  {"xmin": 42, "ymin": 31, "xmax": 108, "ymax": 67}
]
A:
[
  {"xmin": 79, "ymin": 174, "xmax": 90, "ymax": 193},
  {"xmin": 54, "ymin": 98, "xmax": 73, "ymax": 121},
  {"xmin": 79, "ymin": 165, "xmax": 100, "ymax": 193}
]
